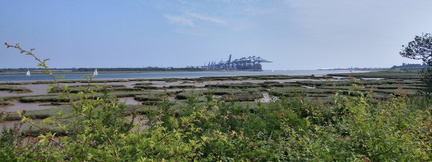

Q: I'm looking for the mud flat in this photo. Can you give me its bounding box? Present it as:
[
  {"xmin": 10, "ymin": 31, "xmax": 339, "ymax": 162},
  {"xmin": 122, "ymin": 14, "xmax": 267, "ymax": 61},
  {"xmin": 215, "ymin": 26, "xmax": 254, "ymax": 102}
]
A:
[
  {"xmin": 2, "ymin": 100, "xmax": 56, "ymax": 112},
  {"xmin": 2, "ymin": 71, "xmax": 421, "ymax": 115}
]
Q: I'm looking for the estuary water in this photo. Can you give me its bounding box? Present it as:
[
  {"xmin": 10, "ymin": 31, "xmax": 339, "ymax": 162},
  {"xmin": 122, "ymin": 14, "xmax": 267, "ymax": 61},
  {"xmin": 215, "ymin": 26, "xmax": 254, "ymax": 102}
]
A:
[{"xmin": 0, "ymin": 70, "xmax": 363, "ymax": 82}]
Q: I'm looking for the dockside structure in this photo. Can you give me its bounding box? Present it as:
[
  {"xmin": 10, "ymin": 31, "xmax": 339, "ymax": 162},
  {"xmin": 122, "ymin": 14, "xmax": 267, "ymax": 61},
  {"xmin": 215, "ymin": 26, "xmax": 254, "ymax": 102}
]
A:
[{"xmin": 203, "ymin": 55, "xmax": 271, "ymax": 71}]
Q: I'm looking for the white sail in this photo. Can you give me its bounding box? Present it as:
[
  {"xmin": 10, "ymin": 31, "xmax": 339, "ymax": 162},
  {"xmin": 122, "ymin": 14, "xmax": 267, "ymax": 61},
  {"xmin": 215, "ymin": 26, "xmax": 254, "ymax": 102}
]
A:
[
  {"xmin": 93, "ymin": 69, "xmax": 98, "ymax": 75},
  {"xmin": 26, "ymin": 70, "xmax": 31, "ymax": 76}
]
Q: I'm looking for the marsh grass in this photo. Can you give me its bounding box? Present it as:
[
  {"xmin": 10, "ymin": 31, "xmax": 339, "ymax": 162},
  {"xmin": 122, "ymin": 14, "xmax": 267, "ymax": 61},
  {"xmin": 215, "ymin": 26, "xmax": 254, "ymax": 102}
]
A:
[
  {"xmin": 0, "ymin": 97, "xmax": 9, "ymax": 106},
  {"xmin": 168, "ymin": 85, "xmax": 197, "ymax": 89},
  {"xmin": 205, "ymin": 82, "xmax": 261, "ymax": 88},
  {"xmin": 49, "ymin": 84, "xmax": 127, "ymax": 93},
  {"xmin": 19, "ymin": 95, "xmax": 69, "ymax": 103},
  {"xmin": 175, "ymin": 90, "xmax": 206, "ymax": 100},
  {"xmin": 133, "ymin": 84, "xmax": 159, "ymax": 89},
  {"xmin": 0, "ymin": 82, "xmax": 29, "ymax": 85},
  {"xmin": 2, "ymin": 72, "xmax": 425, "ymax": 115},
  {"xmin": 2, "ymin": 72, "xmax": 426, "ymax": 110},
  {"xmin": 0, "ymin": 85, "xmax": 32, "ymax": 93}
]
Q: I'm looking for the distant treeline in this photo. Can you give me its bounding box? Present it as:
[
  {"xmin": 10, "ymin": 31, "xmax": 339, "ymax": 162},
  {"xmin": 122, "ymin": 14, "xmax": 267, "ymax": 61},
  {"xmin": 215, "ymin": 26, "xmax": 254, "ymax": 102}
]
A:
[
  {"xmin": 0, "ymin": 67, "xmax": 205, "ymax": 73},
  {"xmin": 318, "ymin": 67, "xmax": 390, "ymax": 71},
  {"xmin": 391, "ymin": 63, "xmax": 428, "ymax": 71},
  {"xmin": 0, "ymin": 68, "xmax": 53, "ymax": 73}
]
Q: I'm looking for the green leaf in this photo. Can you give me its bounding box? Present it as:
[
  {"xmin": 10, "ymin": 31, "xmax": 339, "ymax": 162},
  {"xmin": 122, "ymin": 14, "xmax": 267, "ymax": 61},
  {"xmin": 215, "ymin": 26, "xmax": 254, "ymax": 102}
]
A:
[{"xmin": 42, "ymin": 70, "xmax": 50, "ymax": 74}]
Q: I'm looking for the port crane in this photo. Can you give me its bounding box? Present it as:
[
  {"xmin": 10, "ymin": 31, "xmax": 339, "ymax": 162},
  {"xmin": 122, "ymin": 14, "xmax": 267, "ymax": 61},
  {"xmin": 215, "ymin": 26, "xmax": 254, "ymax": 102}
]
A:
[{"xmin": 203, "ymin": 55, "xmax": 272, "ymax": 71}]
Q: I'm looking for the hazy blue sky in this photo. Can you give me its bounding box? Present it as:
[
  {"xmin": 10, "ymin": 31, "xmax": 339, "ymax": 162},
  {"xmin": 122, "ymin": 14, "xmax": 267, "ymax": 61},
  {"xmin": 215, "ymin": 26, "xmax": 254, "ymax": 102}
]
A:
[{"xmin": 1, "ymin": 0, "xmax": 431, "ymax": 70}]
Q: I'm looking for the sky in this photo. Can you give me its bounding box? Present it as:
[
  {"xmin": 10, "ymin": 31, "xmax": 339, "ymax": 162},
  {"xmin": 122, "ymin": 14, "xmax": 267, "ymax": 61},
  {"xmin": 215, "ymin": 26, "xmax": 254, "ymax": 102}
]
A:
[{"xmin": 1, "ymin": 0, "xmax": 431, "ymax": 70}]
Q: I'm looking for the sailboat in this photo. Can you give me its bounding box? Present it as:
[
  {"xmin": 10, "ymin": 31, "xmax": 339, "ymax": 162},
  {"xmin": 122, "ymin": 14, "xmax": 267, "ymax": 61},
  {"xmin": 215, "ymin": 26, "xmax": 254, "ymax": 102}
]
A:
[
  {"xmin": 93, "ymin": 69, "xmax": 98, "ymax": 75},
  {"xmin": 26, "ymin": 70, "xmax": 31, "ymax": 76}
]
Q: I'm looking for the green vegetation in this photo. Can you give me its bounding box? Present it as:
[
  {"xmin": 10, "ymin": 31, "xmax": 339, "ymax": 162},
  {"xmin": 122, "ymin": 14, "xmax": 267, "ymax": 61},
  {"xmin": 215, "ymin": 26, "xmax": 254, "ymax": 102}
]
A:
[
  {"xmin": 1, "ymin": 43, "xmax": 431, "ymax": 161},
  {"xmin": 133, "ymin": 84, "xmax": 160, "ymax": 90},
  {"xmin": 19, "ymin": 95, "xmax": 69, "ymax": 103},
  {"xmin": 1, "ymin": 81, "xmax": 431, "ymax": 161},
  {"xmin": 134, "ymin": 91, "xmax": 175, "ymax": 105},
  {"xmin": 0, "ymin": 85, "xmax": 32, "ymax": 93},
  {"xmin": 0, "ymin": 98, "xmax": 8, "ymax": 106},
  {"xmin": 49, "ymin": 84, "xmax": 127, "ymax": 93}
]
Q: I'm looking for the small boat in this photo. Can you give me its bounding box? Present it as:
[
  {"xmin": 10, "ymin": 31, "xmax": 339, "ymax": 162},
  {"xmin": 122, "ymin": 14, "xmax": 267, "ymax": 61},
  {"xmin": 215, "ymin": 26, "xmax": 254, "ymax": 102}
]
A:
[
  {"xmin": 26, "ymin": 70, "xmax": 31, "ymax": 76},
  {"xmin": 93, "ymin": 69, "xmax": 98, "ymax": 75}
]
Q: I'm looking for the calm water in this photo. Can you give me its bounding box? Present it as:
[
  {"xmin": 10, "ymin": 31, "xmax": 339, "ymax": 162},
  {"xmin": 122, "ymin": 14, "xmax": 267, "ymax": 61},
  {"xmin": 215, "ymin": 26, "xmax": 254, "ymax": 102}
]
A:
[{"xmin": 0, "ymin": 70, "xmax": 362, "ymax": 82}]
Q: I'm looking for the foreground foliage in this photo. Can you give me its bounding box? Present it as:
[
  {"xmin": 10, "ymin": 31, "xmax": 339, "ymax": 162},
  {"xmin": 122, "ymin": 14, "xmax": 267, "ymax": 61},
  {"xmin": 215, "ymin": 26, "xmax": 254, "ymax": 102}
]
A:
[{"xmin": 1, "ymin": 84, "xmax": 431, "ymax": 161}]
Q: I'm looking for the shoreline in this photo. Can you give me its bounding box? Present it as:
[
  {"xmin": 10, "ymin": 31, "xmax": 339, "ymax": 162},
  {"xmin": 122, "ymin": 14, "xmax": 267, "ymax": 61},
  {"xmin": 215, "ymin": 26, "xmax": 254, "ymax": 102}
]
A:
[
  {"xmin": 0, "ymin": 70, "xmax": 371, "ymax": 83},
  {"xmin": 0, "ymin": 69, "xmax": 371, "ymax": 75},
  {"xmin": 0, "ymin": 70, "xmax": 209, "ymax": 75}
]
